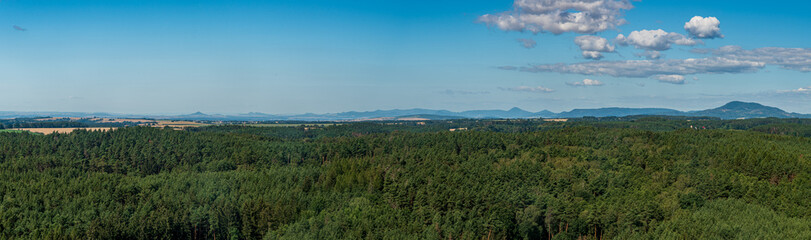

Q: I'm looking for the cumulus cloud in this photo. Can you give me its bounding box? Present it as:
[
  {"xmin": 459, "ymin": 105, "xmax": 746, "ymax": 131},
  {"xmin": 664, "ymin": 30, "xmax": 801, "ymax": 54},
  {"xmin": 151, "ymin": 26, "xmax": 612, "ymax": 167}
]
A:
[
  {"xmin": 567, "ymin": 79, "xmax": 604, "ymax": 86},
  {"xmin": 654, "ymin": 75, "xmax": 686, "ymax": 84},
  {"xmin": 518, "ymin": 57, "xmax": 765, "ymax": 79},
  {"xmin": 575, "ymin": 36, "xmax": 615, "ymax": 52},
  {"xmin": 574, "ymin": 35, "xmax": 614, "ymax": 60},
  {"xmin": 479, "ymin": 0, "xmax": 635, "ymax": 35},
  {"xmin": 684, "ymin": 16, "xmax": 723, "ymax": 39},
  {"xmin": 579, "ymin": 51, "xmax": 600, "ymax": 60},
  {"xmin": 694, "ymin": 46, "xmax": 811, "ymax": 72},
  {"xmin": 13, "ymin": 25, "xmax": 26, "ymax": 31},
  {"xmin": 517, "ymin": 38, "xmax": 537, "ymax": 49},
  {"xmin": 501, "ymin": 86, "xmax": 555, "ymax": 93},
  {"xmin": 616, "ymin": 29, "xmax": 699, "ymax": 52}
]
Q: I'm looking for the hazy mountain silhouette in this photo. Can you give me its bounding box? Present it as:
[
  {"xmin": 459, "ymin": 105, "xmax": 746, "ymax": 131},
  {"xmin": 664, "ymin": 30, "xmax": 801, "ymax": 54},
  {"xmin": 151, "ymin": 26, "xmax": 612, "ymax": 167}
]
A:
[{"xmin": 1, "ymin": 101, "xmax": 808, "ymax": 121}]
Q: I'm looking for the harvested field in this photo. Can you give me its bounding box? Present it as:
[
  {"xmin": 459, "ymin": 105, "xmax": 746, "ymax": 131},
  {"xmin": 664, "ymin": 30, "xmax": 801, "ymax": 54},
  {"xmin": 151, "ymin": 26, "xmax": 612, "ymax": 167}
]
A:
[
  {"xmin": 14, "ymin": 128, "xmax": 117, "ymax": 134},
  {"xmin": 153, "ymin": 120, "xmax": 209, "ymax": 129}
]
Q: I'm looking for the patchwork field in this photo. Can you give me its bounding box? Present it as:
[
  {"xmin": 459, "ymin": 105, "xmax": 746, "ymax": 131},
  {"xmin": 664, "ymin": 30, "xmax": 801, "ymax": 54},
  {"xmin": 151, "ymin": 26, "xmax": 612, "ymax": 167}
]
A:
[
  {"xmin": 153, "ymin": 120, "xmax": 210, "ymax": 129},
  {"xmin": 13, "ymin": 128, "xmax": 117, "ymax": 134}
]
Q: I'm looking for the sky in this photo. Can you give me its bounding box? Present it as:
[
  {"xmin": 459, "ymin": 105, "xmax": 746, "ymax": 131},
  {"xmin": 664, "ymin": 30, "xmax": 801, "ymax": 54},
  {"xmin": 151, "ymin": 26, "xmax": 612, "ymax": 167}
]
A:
[{"xmin": 1, "ymin": 0, "xmax": 810, "ymax": 114}]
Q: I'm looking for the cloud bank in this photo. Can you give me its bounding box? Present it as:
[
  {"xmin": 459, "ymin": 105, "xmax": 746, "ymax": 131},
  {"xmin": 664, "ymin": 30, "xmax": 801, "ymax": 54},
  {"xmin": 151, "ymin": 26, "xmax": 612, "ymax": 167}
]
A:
[
  {"xmin": 479, "ymin": 0, "xmax": 635, "ymax": 34},
  {"xmin": 517, "ymin": 57, "xmax": 765, "ymax": 78},
  {"xmin": 500, "ymin": 46, "xmax": 811, "ymax": 81},
  {"xmin": 694, "ymin": 46, "xmax": 811, "ymax": 72}
]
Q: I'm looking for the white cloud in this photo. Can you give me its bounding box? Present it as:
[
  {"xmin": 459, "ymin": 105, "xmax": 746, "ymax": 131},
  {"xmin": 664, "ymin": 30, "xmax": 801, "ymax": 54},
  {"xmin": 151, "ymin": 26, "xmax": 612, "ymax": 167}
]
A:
[
  {"xmin": 479, "ymin": 0, "xmax": 635, "ymax": 35},
  {"xmin": 778, "ymin": 87, "xmax": 811, "ymax": 94},
  {"xmin": 616, "ymin": 29, "xmax": 699, "ymax": 51},
  {"xmin": 567, "ymin": 79, "xmax": 604, "ymax": 86},
  {"xmin": 575, "ymin": 36, "xmax": 615, "ymax": 52},
  {"xmin": 684, "ymin": 16, "xmax": 723, "ymax": 39},
  {"xmin": 581, "ymin": 51, "xmax": 603, "ymax": 60},
  {"xmin": 694, "ymin": 46, "xmax": 811, "ymax": 72},
  {"xmin": 654, "ymin": 75, "xmax": 686, "ymax": 84},
  {"xmin": 518, "ymin": 57, "xmax": 765, "ymax": 79},
  {"xmin": 502, "ymin": 86, "xmax": 555, "ymax": 93},
  {"xmin": 500, "ymin": 46, "xmax": 811, "ymax": 82},
  {"xmin": 517, "ymin": 38, "xmax": 537, "ymax": 49},
  {"xmin": 574, "ymin": 35, "xmax": 614, "ymax": 60}
]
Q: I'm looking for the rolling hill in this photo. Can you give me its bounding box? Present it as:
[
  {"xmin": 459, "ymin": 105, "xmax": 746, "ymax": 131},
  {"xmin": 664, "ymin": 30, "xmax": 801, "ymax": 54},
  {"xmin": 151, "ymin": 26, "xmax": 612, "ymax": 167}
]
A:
[{"xmin": 1, "ymin": 101, "xmax": 808, "ymax": 121}]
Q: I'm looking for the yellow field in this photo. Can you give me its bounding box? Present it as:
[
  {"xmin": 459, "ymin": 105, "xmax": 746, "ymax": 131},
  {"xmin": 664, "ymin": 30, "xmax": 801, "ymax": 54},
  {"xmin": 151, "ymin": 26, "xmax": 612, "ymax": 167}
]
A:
[
  {"xmin": 543, "ymin": 118, "xmax": 569, "ymax": 122},
  {"xmin": 14, "ymin": 128, "xmax": 118, "ymax": 134},
  {"xmin": 153, "ymin": 120, "xmax": 208, "ymax": 128}
]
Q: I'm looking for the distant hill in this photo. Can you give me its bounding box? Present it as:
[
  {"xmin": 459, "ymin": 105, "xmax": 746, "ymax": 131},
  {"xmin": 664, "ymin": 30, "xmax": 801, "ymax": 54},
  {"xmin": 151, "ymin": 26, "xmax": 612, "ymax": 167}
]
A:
[
  {"xmin": 394, "ymin": 114, "xmax": 464, "ymax": 120},
  {"xmin": 556, "ymin": 108, "xmax": 683, "ymax": 118},
  {"xmin": 458, "ymin": 107, "xmax": 545, "ymax": 119},
  {"xmin": 1, "ymin": 101, "xmax": 808, "ymax": 121},
  {"xmin": 688, "ymin": 101, "xmax": 803, "ymax": 119}
]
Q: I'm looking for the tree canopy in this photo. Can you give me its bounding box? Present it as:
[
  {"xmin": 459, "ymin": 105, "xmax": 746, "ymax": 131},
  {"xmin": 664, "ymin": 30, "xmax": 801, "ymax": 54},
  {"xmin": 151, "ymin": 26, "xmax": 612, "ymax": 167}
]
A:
[{"xmin": 0, "ymin": 118, "xmax": 809, "ymax": 239}]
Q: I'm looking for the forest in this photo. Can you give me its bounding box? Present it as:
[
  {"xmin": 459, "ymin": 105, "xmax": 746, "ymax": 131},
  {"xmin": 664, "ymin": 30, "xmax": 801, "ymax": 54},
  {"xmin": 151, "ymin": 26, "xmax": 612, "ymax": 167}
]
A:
[
  {"xmin": 0, "ymin": 118, "xmax": 146, "ymax": 129},
  {"xmin": 0, "ymin": 118, "xmax": 809, "ymax": 239}
]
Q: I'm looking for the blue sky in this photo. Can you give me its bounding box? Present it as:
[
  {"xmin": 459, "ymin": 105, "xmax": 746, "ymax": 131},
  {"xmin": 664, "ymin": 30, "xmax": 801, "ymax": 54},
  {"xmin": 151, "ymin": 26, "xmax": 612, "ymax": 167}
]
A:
[{"xmin": 2, "ymin": 0, "xmax": 810, "ymax": 114}]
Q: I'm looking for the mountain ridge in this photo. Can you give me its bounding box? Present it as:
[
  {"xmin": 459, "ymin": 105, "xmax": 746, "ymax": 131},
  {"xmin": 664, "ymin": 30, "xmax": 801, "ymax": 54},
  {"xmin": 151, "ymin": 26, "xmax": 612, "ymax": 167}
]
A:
[{"xmin": 2, "ymin": 101, "xmax": 808, "ymax": 121}]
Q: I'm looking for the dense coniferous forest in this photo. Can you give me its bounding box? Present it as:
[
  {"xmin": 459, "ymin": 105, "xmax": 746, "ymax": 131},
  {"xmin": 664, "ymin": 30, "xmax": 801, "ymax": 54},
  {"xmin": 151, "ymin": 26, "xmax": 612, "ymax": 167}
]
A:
[
  {"xmin": 0, "ymin": 118, "xmax": 148, "ymax": 129},
  {"xmin": 0, "ymin": 118, "xmax": 809, "ymax": 239},
  {"xmin": 0, "ymin": 120, "xmax": 88, "ymax": 129}
]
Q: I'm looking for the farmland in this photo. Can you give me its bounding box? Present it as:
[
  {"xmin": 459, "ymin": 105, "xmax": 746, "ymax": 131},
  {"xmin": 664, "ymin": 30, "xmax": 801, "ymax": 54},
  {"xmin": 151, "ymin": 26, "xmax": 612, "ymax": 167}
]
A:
[
  {"xmin": 12, "ymin": 127, "xmax": 117, "ymax": 134},
  {"xmin": 1, "ymin": 117, "xmax": 210, "ymax": 134}
]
